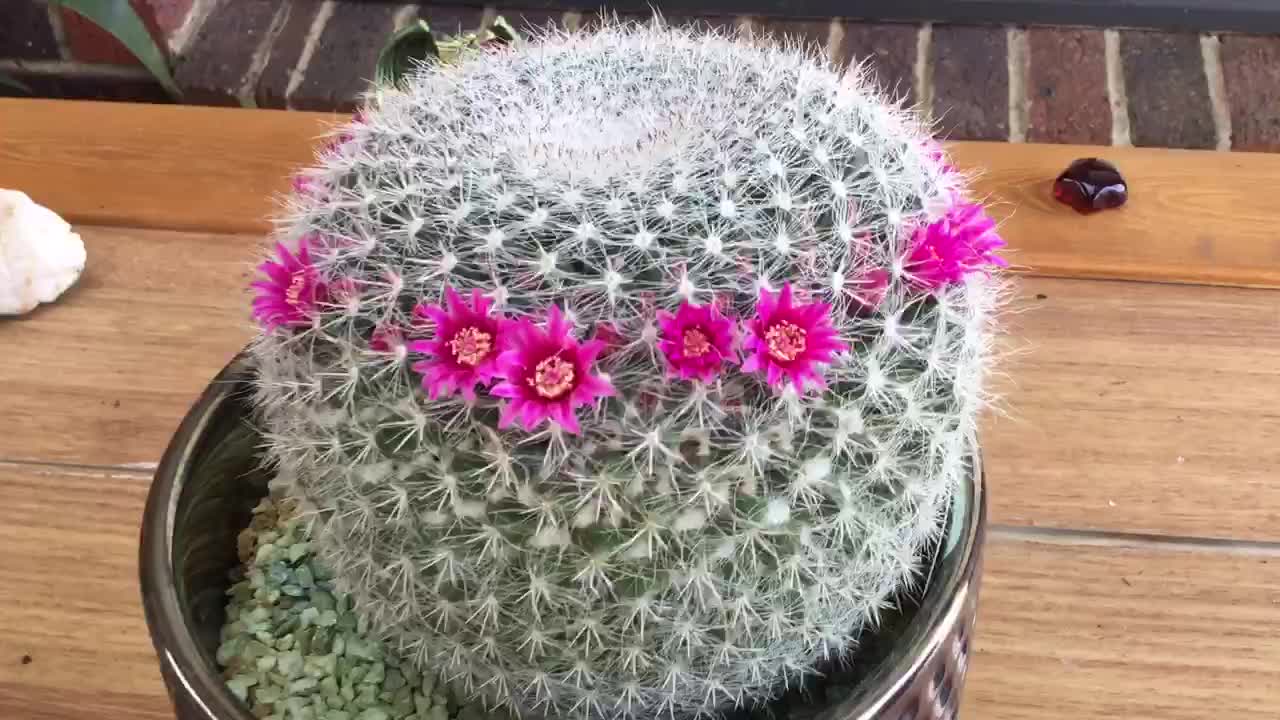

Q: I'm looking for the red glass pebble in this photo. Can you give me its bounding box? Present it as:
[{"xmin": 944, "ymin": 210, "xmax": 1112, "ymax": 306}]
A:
[{"xmin": 1052, "ymin": 158, "xmax": 1127, "ymax": 214}]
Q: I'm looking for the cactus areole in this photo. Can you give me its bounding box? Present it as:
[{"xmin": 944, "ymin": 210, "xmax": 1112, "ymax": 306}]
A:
[{"xmin": 247, "ymin": 21, "xmax": 1007, "ymax": 720}]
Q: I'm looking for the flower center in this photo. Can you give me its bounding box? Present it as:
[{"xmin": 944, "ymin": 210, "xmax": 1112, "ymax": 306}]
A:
[
  {"xmin": 682, "ymin": 327, "xmax": 712, "ymax": 358},
  {"xmin": 285, "ymin": 271, "xmax": 307, "ymax": 306},
  {"xmin": 765, "ymin": 321, "xmax": 807, "ymax": 362},
  {"xmin": 529, "ymin": 355, "xmax": 575, "ymax": 399},
  {"xmin": 449, "ymin": 326, "xmax": 493, "ymax": 367}
]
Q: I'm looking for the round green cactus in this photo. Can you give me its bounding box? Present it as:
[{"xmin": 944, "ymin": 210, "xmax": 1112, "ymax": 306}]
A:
[{"xmin": 247, "ymin": 19, "xmax": 1006, "ymax": 720}]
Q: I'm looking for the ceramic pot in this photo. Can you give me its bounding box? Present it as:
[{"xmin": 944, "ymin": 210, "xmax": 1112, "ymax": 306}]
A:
[{"xmin": 140, "ymin": 353, "xmax": 986, "ymax": 720}]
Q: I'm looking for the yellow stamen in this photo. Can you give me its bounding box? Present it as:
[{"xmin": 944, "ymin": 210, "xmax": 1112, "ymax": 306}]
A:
[{"xmin": 765, "ymin": 321, "xmax": 806, "ymax": 362}]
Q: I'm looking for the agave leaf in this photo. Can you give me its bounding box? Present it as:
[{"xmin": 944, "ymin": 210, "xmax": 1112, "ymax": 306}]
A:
[
  {"xmin": 0, "ymin": 71, "xmax": 31, "ymax": 94},
  {"xmin": 376, "ymin": 19, "xmax": 439, "ymax": 87},
  {"xmin": 51, "ymin": 0, "xmax": 181, "ymax": 99}
]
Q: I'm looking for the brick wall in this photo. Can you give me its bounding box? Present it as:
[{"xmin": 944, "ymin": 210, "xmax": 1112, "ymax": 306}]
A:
[{"xmin": 5, "ymin": 1, "xmax": 1280, "ymax": 152}]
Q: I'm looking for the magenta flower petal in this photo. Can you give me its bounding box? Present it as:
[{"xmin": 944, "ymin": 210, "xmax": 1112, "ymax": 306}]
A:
[
  {"xmin": 849, "ymin": 265, "xmax": 890, "ymax": 312},
  {"xmin": 905, "ymin": 202, "xmax": 1007, "ymax": 290},
  {"xmin": 656, "ymin": 300, "xmax": 738, "ymax": 383},
  {"xmin": 251, "ymin": 236, "xmax": 324, "ymax": 331},
  {"xmin": 742, "ymin": 283, "xmax": 849, "ymax": 392},
  {"xmin": 370, "ymin": 324, "xmax": 408, "ymax": 362},
  {"xmin": 489, "ymin": 305, "xmax": 615, "ymax": 435},
  {"xmin": 410, "ymin": 287, "xmax": 504, "ymax": 401}
]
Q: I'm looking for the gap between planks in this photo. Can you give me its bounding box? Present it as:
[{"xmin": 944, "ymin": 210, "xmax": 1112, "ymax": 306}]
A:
[
  {"xmin": 5, "ymin": 99, "xmax": 1280, "ymax": 289},
  {"xmin": 7, "ymin": 458, "xmax": 1279, "ymax": 557}
]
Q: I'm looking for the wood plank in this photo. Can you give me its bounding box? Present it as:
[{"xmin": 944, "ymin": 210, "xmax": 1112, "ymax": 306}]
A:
[
  {"xmin": 0, "ymin": 98, "xmax": 342, "ymax": 236},
  {"xmin": 983, "ymin": 276, "xmax": 1280, "ymax": 542},
  {"xmin": 0, "ymin": 464, "xmax": 171, "ymax": 720},
  {"xmin": 0, "ymin": 226, "xmax": 254, "ymax": 468},
  {"xmin": 4, "ymin": 99, "xmax": 1280, "ymax": 287},
  {"xmin": 1, "ymin": 227, "xmax": 1278, "ymax": 540},
  {"xmin": 2, "ymin": 463, "xmax": 1277, "ymax": 720},
  {"xmin": 965, "ymin": 533, "xmax": 1280, "ymax": 719},
  {"xmin": 950, "ymin": 142, "xmax": 1280, "ymax": 288}
]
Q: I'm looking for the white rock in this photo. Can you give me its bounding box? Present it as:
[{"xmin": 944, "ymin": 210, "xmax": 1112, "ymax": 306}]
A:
[{"xmin": 0, "ymin": 190, "xmax": 86, "ymax": 315}]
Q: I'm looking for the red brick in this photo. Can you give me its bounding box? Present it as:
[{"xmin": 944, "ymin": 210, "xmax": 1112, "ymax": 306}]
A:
[
  {"xmin": 752, "ymin": 18, "xmax": 831, "ymax": 56},
  {"xmin": 173, "ymin": 0, "xmax": 282, "ymax": 106},
  {"xmin": 931, "ymin": 25, "xmax": 1008, "ymax": 141},
  {"xmin": 255, "ymin": 1, "xmax": 322, "ymax": 109},
  {"xmin": 839, "ymin": 21, "xmax": 918, "ymax": 105},
  {"xmin": 291, "ymin": 2, "xmax": 401, "ymax": 112},
  {"xmin": 0, "ymin": 1, "xmax": 60, "ymax": 60},
  {"xmin": 147, "ymin": 0, "xmax": 196, "ymax": 35},
  {"xmin": 411, "ymin": 5, "xmax": 489, "ymax": 39},
  {"xmin": 495, "ymin": 8, "xmax": 565, "ymax": 37},
  {"xmin": 660, "ymin": 15, "xmax": 744, "ymax": 34},
  {"xmin": 1120, "ymin": 30, "xmax": 1215, "ymax": 150},
  {"xmin": 1026, "ymin": 28, "xmax": 1110, "ymax": 145},
  {"xmin": 586, "ymin": 11, "xmax": 739, "ymax": 34},
  {"xmin": 1220, "ymin": 34, "xmax": 1280, "ymax": 152},
  {"xmin": 61, "ymin": 0, "xmax": 188, "ymax": 65}
]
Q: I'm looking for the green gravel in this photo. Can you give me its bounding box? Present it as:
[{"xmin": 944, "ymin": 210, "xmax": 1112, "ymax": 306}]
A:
[{"xmin": 216, "ymin": 494, "xmax": 498, "ymax": 720}]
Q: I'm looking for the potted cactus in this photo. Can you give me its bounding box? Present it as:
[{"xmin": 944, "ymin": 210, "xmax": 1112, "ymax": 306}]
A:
[{"xmin": 140, "ymin": 20, "xmax": 1007, "ymax": 720}]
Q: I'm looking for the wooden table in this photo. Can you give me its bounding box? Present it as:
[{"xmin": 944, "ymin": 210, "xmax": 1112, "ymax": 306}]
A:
[{"xmin": 1, "ymin": 98, "xmax": 1278, "ymax": 719}]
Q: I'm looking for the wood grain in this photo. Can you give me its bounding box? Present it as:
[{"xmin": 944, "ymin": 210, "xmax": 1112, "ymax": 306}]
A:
[
  {"xmin": 949, "ymin": 142, "xmax": 1280, "ymax": 288},
  {"xmin": 0, "ymin": 464, "xmax": 171, "ymax": 720},
  {"xmin": 2, "ymin": 463, "xmax": 1276, "ymax": 720},
  {"xmin": 965, "ymin": 533, "xmax": 1280, "ymax": 719},
  {"xmin": 1, "ymin": 227, "xmax": 1277, "ymax": 540},
  {"xmin": 4, "ymin": 99, "xmax": 1280, "ymax": 288},
  {"xmin": 0, "ymin": 99, "xmax": 342, "ymax": 236},
  {"xmin": 983, "ymin": 277, "xmax": 1280, "ymax": 541},
  {"xmin": 0, "ymin": 226, "xmax": 254, "ymax": 468}
]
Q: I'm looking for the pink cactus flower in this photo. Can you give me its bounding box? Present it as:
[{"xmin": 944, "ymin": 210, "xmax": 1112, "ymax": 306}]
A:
[
  {"xmin": 924, "ymin": 138, "xmax": 956, "ymax": 175},
  {"xmin": 849, "ymin": 267, "xmax": 891, "ymax": 315},
  {"xmin": 742, "ymin": 283, "xmax": 848, "ymax": 392},
  {"xmin": 490, "ymin": 306, "xmax": 614, "ymax": 434},
  {"xmin": 251, "ymin": 236, "xmax": 324, "ymax": 331},
  {"xmin": 905, "ymin": 202, "xmax": 1008, "ymax": 289},
  {"xmin": 656, "ymin": 300, "xmax": 737, "ymax": 383},
  {"xmin": 409, "ymin": 287, "xmax": 504, "ymax": 402},
  {"xmin": 370, "ymin": 324, "xmax": 407, "ymax": 360}
]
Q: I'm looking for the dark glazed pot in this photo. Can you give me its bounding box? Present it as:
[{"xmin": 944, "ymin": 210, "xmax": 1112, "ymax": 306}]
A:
[{"xmin": 140, "ymin": 353, "xmax": 987, "ymax": 720}]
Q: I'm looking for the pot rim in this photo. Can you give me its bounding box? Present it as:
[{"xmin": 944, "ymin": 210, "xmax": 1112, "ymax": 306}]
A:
[{"xmin": 139, "ymin": 352, "xmax": 986, "ymax": 720}]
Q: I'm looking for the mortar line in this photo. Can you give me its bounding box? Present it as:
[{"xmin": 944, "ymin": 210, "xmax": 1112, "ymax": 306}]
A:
[
  {"xmin": 1201, "ymin": 33, "xmax": 1233, "ymax": 152},
  {"xmin": 169, "ymin": 0, "xmax": 219, "ymax": 57},
  {"xmin": 826, "ymin": 17, "xmax": 844, "ymax": 67},
  {"xmin": 1007, "ymin": 27, "xmax": 1030, "ymax": 142},
  {"xmin": 392, "ymin": 3, "xmax": 419, "ymax": 31},
  {"xmin": 915, "ymin": 23, "xmax": 934, "ymax": 124},
  {"xmin": 237, "ymin": 1, "xmax": 292, "ymax": 108},
  {"xmin": 44, "ymin": 2, "xmax": 71, "ymax": 61},
  {"xmin": 285, "ymin": 0, "xmax": 335, "ymax": 109},
  {"xmin": 1104, "ymin": 29, "xmax": 1132, "ymax": 146},
  {"xmin": 0, "ymin": 59, "xmax": 152, "ymax": 78}
]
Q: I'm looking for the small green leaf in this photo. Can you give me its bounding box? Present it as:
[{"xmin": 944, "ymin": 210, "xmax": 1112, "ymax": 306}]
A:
[
  {"xmin": 0, "ymin": 71, "xmax": 31, "ymax": 94},
  {"xmin": 486, "ymin": 16, "xmax": 519, "ymax": 45},
  {"xmin": 376, "ymin": 20, "xmax": 439, "ymax": 87},
  {"xmin": 51, "ymin": 0, "xmax": 181, "ymax": 99}
]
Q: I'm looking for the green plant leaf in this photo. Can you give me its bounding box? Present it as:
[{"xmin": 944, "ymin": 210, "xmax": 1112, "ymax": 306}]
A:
[
  {"xmin": 51, "ymin": 0, "xmax": 181, "ymax": 99},
  {"xmin": 376, "ymin": 20, "xmax": 439, "ymax": 87},
  {"xmin": 0, "ymin": 71, "xmax": 31, "ymax": 94},
  {"xmin": 487, "ymin": 16, "xmax": 518, "ymax": 45}
]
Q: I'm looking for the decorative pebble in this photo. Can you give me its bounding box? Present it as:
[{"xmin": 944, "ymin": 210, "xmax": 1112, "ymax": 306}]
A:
[
  {"xmin": 1052, "ymin": 157, "xmax": 1127, "ymax": 214},
  {"xmin": 216, "ymin": 494, "xmax": 507, "ymax": 720}
]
